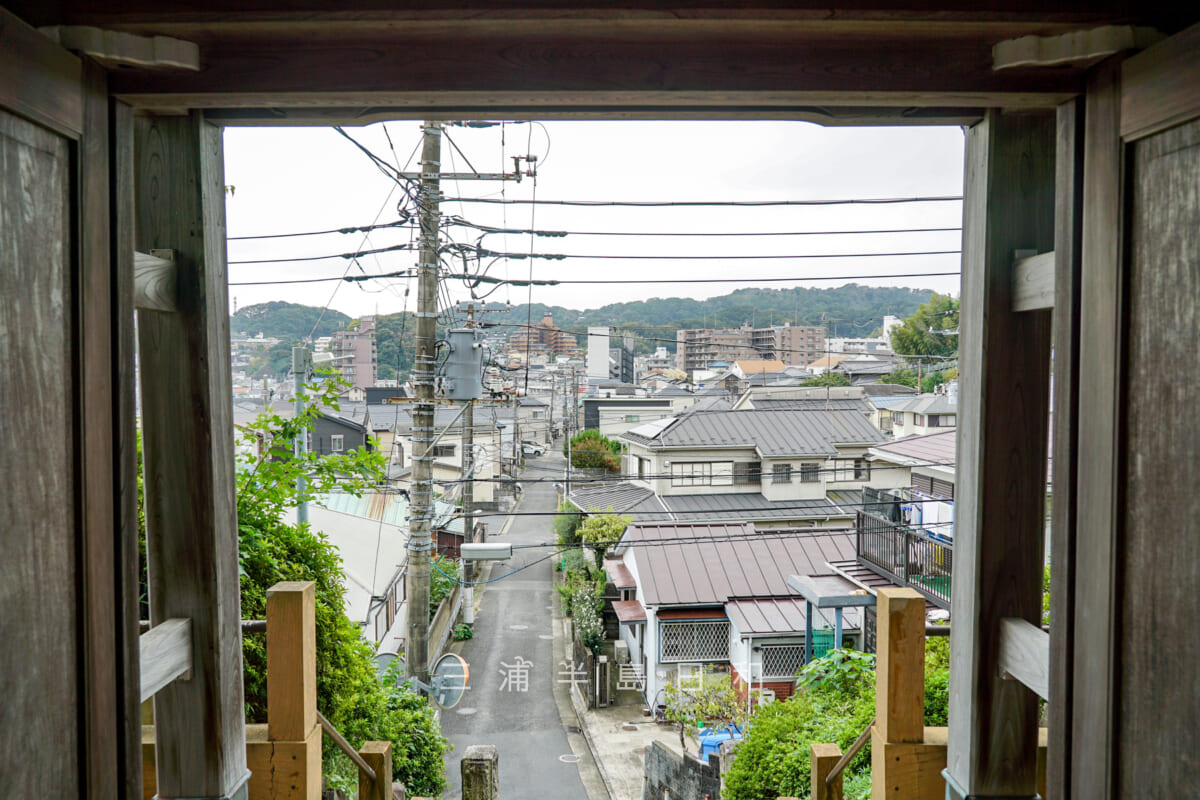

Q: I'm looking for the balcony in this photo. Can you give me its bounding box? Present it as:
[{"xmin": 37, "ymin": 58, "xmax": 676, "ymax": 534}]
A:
[{"xmin": 855, "ymin": 510, "xmax": 953, "ymax": 609}]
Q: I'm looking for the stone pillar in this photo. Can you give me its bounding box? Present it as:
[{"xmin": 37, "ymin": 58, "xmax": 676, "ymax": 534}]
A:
[{"xmin": 461, "ymin": 745, "xmax": 499, "ymax": 800}]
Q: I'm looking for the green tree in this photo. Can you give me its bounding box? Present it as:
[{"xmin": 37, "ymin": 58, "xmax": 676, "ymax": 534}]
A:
[
  {"xmin": 664, "ymin": 676, "xmax": 756, "ymax": 752},
  {"xmin": 553, "ymin": 500, "xmax": 584, "ymax": 545},
  {"xmin": 889, "ymin": 293, "xmax": 960, "ymax": 357},
  {"xmin": 578, "ymin": 511, "xmax": 633, "ymax": 569},
  {"xmin": 235, "ymin": 376, "xmax": 448, "ymax": 795},
  {"xmin": 565, "ymin": 429, "xmax": 623, "ymax": 472},
  {"xmin": 802, "ymin": 372, "xmax": 851, "ymax": 387}
]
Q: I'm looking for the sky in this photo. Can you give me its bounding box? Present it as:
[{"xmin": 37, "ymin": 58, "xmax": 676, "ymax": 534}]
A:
[{"xmin": 222, "ymin": 121, "xmax": 965, "ymax": 320}]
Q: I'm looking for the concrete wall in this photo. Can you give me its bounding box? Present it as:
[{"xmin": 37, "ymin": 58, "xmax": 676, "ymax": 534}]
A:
[{"xmin": 643, "ymin": 740, "xmax": 722, "ymax": 800}]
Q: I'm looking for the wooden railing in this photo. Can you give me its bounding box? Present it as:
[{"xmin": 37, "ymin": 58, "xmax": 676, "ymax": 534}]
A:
[
  {"xmin": 855, "ymin": 511, "xmax": 953, "ymax": 608},
  {"xmin": 142, "ymin": 581, "xmax": 396, "ymax": 800}
]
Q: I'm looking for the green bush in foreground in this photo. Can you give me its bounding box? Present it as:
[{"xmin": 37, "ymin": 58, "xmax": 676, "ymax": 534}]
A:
[{"xmin": 723, "ymin": 640, "xmax": 951, "ymax": 800}]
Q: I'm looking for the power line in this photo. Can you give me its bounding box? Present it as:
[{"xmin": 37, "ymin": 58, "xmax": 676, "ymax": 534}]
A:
[
  {"xmin": 440, "ymin": 195, "xmax": 964, "ymax": 208},
  {"xmin": 228, "ymin": 268, "xmax": 961, "ymax": 288},
  {"xmin": 448, "ymin": 218, "xmax": 963, "ymax": 239},
  {"xmin": 456, "ymin": 247, "xmax": 962, "ymax": 262}
]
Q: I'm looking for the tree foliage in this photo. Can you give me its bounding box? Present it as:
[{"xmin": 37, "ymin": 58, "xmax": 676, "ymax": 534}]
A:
[
  {"xmin": 578, "ymin": 511, "xmax": 633, "ymax": 568},
  {"xmin": 802, "ymin": 372, "xmax": 851, "ymax": 387},
  {"xmin": 565, "ymin": 429, "xmax": 623, "ymax": 472},
  {"xmin": 664, "ymin": 675, "xmax": 756, "ymax": 751},
  {"xmin": 231, "ymin": 300, "xmax": 351, "ymax": 342},
  {"xmin": 235, "ymin": 376, "xmax": 448, "ymax": 795},
  {"xmin": 553, "ymin": 500, "xmax": 584, "ymax": 545},
  {"xmin": 889, "ymin": 292, "xmax": 959, "ymax": 357}
]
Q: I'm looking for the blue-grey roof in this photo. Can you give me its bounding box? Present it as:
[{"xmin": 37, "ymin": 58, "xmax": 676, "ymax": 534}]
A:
[
  {"xmin": 621, "ymin": 409, "xmax": 885, "ymax": 457},
  {"xmin": 663, "ymin": 490, "xmax": 862, "ymax": 522},
  {"xmin": 889, "ymin": 393, "xmax": 960, "ymax": 415},
  {"xmin": 568, "ymin": 482, "xmax": 669, "ymax": 518},
  {"xmin": 652, "ymin": 385, "xmax": 694, "ymax": 397},
  {"xmin": 752, "ymin": 397, "xmax": 873, "ymax": 413}
]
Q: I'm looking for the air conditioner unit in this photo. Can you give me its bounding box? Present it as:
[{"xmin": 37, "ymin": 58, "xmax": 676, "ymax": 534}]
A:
[{"xmin": 614, "ymin": 640, "xmax": 630, "ymax": 665}]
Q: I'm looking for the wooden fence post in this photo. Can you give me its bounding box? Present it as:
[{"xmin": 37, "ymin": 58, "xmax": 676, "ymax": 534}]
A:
[
  {"xmin": 244, "ymin": 581, "xmax": 321, "ymax": 800},
  {"xmin": 872, "ymin": 587, "xmax": 946, "ymax": 800},
  {"xmin": 811, "ymin": 743, "xmax": 843, "ymax": 800},
  {"xmin": 359, "ymin": 742, "xmax": 393, "ymax": 800}
]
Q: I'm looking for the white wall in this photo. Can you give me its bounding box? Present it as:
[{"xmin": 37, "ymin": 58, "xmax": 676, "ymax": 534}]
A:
[{"xmin": 587, "ymin": 327, "xmax": 610, "ymax": 380}]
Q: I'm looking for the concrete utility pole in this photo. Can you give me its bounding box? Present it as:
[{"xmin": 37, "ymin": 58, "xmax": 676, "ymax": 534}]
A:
[
  {"xmin": 458, "ymin": 301, "xmax": 482, "ymax": 624},
  {"xmin": 292, "ymin": 346, "xmax": 310, "ymax": 525},
  {"xmin": 406, "ymin": 121, "xmax": 442, "ymax": 685}
]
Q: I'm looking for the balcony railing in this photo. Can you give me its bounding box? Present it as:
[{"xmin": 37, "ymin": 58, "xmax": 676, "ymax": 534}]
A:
[{"xmin": 855, "ymin": 511, "xmax": 953, "ymax": 608}]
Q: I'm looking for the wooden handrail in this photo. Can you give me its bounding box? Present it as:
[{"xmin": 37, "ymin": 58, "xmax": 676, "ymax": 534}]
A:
[
  {"xmin": 825, "ymin": 717, "xmax": 874, "ymax": 786},
  {"xmin": 317, "ymin": 711, "xmax": 377, "ymax": 783}
]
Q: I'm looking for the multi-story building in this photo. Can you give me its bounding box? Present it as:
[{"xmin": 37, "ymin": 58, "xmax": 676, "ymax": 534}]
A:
[
  {"xmin": 676, "ymin": 323, "xmax": 825, "ymax": 372},
  {"xmin": 509, "ymin": 312, "xmax": 582, "ymax": 359},
  {"xmin": 330, "ymin": 315, "xmax": 377, "ymax": 389}
]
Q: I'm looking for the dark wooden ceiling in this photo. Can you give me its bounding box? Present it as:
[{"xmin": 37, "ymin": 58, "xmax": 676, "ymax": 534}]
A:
[{"xmin": 6, "ymin": 2, "xmax": 1194, "ymax": 124}]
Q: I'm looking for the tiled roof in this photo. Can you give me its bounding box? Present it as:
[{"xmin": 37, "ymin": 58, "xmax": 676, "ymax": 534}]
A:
[
  {"xmin": 620, "ymin": 408, "xmax": 885, "ymax": 456},
  {"xmin": 620, "ymin": 522, "xmax": 855, "ymax": 606}
]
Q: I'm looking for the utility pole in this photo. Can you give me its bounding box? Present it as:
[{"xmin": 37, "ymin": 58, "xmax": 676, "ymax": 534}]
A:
[
  {"xmin": 455, "ymin": 300, "xmax": 488, "ymax": 624},
  {"xmin": 406, "ymin": 121, "xmax": 442, "ymax": 685},
  {"xmin": 292, "ymin": 346, "xmax": 310, "ymax": 525},
  {"xmin": 406, "ymin": 126, "xmax": 531, "ymax": 685}
]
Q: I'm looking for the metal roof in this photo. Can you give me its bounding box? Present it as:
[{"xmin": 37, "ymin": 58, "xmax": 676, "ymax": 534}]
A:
[
  {"xmin": 870, "ymin": 429, "xmax": 957, "ymax": 466},
  {"xmin": 662, "ymin": 492, "xmax": 859, "ymax": 523},
  {"xmin": 752, "ymin": 397, "xmax": 873, "ymax": 414},
  {"xmin": 888, "ymin": 393, "xmax": 960, "ymax": 415},
  {"xmin": 620, "ymin": 522, "xmax": 856, "ymax": 607},
  {"xmin": 605, "ymin": 559, "xmax": 637, "ymax": 589},
  {"xmin": 620, "ymin": 408, "xmax": 885, "ymax": 456},
  {"xmin": 725, "ymin": 597, "xmax": 862, "ymax": 635},
  {"xmin": 568, "ymin": 482, "xmax": 669, "ymax": 518},
  {"xmin": 613, "ymin": 600, "xmax": 647, "ymax": 623}
]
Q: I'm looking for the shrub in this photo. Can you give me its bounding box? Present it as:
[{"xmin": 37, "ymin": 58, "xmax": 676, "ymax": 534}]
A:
[{"xmin": 430, "ymin": 555, "xmax": 460, "ymax": 620}]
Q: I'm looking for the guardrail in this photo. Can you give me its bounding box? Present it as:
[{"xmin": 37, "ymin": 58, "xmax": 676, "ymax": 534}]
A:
[{"xmin": 855, "ymin": 511, "xmax": 953, "ymax": 608}]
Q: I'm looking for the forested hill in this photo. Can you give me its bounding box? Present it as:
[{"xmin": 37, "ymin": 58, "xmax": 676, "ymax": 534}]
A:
[
  {"xmin": 232, "ymin": 284, "xmax": 934, "ymax": 379},
  {"xmin": 488, "ymin": 284, "xmax": 932, "ymax": 344},
  {"xmin": 231, "ymin": 301, "xmax": 350, "ymax": 341}
]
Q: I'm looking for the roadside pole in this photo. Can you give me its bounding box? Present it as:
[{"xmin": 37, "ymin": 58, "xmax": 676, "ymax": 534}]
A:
[{"xmin": 406, "ymin": 121, "xmax": 441, "ymax": 685}]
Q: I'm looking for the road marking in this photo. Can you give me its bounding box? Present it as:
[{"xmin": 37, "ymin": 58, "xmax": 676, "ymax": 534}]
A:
[{"xmin": 559, "ymin": 754, "xmax": 581, "ymax": 764}]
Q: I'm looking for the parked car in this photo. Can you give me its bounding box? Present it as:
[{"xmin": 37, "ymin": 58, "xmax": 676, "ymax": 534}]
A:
[{"xmin": 521, "ymin": 441, "xmax": 546, "ymax": 457}]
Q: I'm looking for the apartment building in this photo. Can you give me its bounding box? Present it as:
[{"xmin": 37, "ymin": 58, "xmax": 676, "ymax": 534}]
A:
[{"xmin": 676, "ymin": 323, "xmax": 824, "ymax": 372}]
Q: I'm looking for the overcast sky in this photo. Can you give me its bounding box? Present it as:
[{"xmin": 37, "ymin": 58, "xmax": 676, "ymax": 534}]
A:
[{"xmin": 223, "ymin": 121, "xmax": 965, "ymax": 320}]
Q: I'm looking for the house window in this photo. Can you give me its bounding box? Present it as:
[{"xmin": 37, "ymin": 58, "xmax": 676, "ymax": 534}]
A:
[
  {"xmin": 532, "ymin": 410, "xmax": 543, "ymax": 419},
  {"xmin": 660, "ymin": 621, "xmax": 730, "ymax": 662},
  {"xmin": 432, "ymin": 444, "xmax": 456, "ymax": 458},
  {"xmin": 834, "ymin": 459, "xmax": 870, "ymax": 481},
  {"xmin": 733, "ymin": 461, "xmax": 762, "ymax": 486},
  {"xmin": 800, "ymin": 462, "xmax": 821, "ymax": 483},
  {"xmin": 761, "ymin": 645, "xmax": 805, "ymax": 678},
  {"xmin": 671, "ymin": 462, "xmax": 712, "ymax": 487},
  {"xmin": 637, "ymin": 457, "xmax": 647, "ymax": 480},
  {"xmin": 772, "ymin": 464, "xmax": 792, "ymax": 484},
  {"xmin": 331, "ymin": 434, "xmax": 344, "ymax": 452},
  {"xmin": 624, "ymin": 415, "xmax": 640, "ymax": 423}
]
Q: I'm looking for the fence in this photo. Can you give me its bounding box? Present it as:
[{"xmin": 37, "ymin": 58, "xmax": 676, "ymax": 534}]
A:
[{"xmin": 855, "ymin": 511, "xmax": 953, "ymax": 608}]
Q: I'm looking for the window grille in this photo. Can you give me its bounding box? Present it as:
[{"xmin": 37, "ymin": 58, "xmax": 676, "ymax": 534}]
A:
[
  {"xmin": 772, "ymin": 464, "xmax": 792, "ymax": 484},
  {"xmin": 761, "ymin": 645, "xmax": 805, "ymax": 678},
  {"xmin": 733, "ymin": 462, "xmax": 762, "ymax": 485},
  {"xmin": 432, "ymin": 444, "xmax": 456, "ymax": 457},
  {"xmin": 659, "ymin": 621, "xmax": 730, "ymax": 662},
  {"xmin": 800, "ymin": 462, "xmax": 821, "ymax": 483}
]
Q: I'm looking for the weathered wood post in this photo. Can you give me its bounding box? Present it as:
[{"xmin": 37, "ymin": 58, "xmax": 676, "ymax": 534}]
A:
[
  {"xmin": 358, "ymin": 742, "xmax": 393, "ymax": 800},
  {"xmin": 263, "ymin": 581, "xmax": 321, "ymax": 800},
  {"xmin": 810, "ymin": 743, "xmax": 844, "ymax": 800},
  {"xmin": 462, "ymin": 744, "xmax": 500, "ymax": 800}
]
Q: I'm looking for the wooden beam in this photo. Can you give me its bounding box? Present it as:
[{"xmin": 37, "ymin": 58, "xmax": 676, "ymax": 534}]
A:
[
  {"xmin": 998, "ymin": 618, "xmax": 1050, "ymax": 700},
  {"xmin": 1011, "ymin": 250, "xmax": 1056, "ymax": 311},
  {"xmin": 1046, "ymin": 93, "xmax": 1085, "ymax": 800},
  {"xmin": 134, "ymin": 250, "xmax": 177, "ymax": 312},
  {"xmin": 139, "ymin": 618, "xmax": 192, "ymax": 703},
  {"xmin": 0, "ymin": 6, "xmax": 82, "ymax": 138},
  {"xmin": 946, "ymin": 108, "xmax": 1054, "ymax": 799},
  {"xmin": 1071, "ymin": 58, "xmax": 1123, "ymax": 800},
  {"xmin": 135, "ymin": 112, "xmax": 248, "ymax": 799},
  {"xmin": 1120, "ymin": 21, "xmax": 1200, "ymax": 141}
]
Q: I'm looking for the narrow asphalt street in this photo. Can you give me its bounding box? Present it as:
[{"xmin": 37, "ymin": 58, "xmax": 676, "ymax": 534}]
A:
[{"xmin": 440, "ymin": 449, "xmax": 605, "ymax": 800}]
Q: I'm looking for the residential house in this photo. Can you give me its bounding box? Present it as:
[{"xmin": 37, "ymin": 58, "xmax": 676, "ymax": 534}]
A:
[
  {"xmin": 888, "ymin": 386, "xmax": 959, "ymax": 438},
  {"xmin": 570, "ymin": 407, "xmax": 885, "ymax": 528},
  {"xmin": 517, "ymin": 395, "xmax": 551, "ymax": 443},
  {"xmin": 610, "ymin": 522, "xmax": 859, "ymax": 709},
  {"xmin": 310, "ymin": 407, "xmax": 372, "ymax": 455},
  {"xmin": 832, "ymin": 354, "xmax": 898, "ymax": 385},
  {"xmin": 860, "ymin": 383, "xmax": 919, "ymax": 436}
]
